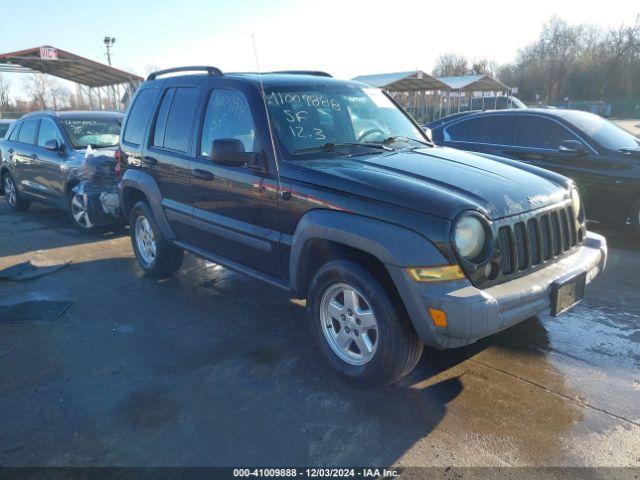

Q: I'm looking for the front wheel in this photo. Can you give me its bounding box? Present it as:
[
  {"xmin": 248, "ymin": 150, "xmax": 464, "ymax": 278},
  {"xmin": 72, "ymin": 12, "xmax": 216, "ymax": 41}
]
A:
[
  {"xmin": 307, "ymin": 259, "xmax": 423, "ymax": 387},
  {"xmin": 130, "ymin": 201, "xmax": 184, "ymax": 278},
  {"xmin": 3, "ymin": 173, "xmax": 30, "ymax": 211}
]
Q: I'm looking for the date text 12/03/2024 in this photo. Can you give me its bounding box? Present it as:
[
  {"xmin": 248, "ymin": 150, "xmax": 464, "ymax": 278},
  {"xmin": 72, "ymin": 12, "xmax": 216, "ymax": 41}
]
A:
[{"xmin": 233, "ymin": 468, "xmax": 400, "ymax": 478}]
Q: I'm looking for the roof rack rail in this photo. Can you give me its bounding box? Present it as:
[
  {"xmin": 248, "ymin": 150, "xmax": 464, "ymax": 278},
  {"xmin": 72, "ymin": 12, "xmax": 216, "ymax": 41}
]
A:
[
  {"xmin": 270, "ymin": 70, "xmax": 332, "ymax": 78},
  {"xmin": 147, "ymin": 66, "xmax": 223, "ymax": 81}
]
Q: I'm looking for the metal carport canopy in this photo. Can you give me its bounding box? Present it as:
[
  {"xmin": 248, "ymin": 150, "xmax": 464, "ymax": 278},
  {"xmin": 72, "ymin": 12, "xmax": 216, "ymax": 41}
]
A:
[
  {"xmin": 352, "ymin": 71, "xmax": 449, "ymax": 91},
  {"xmin": 436, "ymin": 74, "xmax": 507, "ymax": 92},
  {"xmin": 0, "ymin": 46, "xmax": 143, "ymax": 87}
]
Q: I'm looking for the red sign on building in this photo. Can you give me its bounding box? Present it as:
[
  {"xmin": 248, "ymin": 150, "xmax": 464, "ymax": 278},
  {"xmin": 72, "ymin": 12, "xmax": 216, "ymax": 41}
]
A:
[{"xmin": 39, "ymin": 47, "xmax": 58, "ymax": 60}]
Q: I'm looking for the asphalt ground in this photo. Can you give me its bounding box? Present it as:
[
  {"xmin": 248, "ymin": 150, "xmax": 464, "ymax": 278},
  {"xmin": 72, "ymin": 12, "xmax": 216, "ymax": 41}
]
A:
[{"xmin": 0, "ymin": 199, "xmax": 639, "ymax": 469}]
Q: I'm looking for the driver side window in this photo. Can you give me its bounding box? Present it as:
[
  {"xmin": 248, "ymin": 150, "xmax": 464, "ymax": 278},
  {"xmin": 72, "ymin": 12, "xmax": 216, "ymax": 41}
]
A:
[
  {"xmin": 37, "ymin": 119, "xmax": 63, "ymax": 148},
  {"xmin": 200, "ymin": 89, "xmax": 256, "ymax": 158},
  {"xmin": 513, "ymin": 116, "xmax": 579, "ymax": 150}
]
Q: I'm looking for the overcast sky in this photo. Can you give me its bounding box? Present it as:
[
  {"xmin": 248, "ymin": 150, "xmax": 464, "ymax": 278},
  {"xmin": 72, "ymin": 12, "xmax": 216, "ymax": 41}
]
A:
[{"xmin": 0, "ymin": 0, "xmax": 638, "ymax": 99}]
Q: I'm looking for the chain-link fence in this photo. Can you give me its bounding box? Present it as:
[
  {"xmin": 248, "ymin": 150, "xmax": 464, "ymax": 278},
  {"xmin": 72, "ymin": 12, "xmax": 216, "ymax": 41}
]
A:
[
  {"xmin": 553, "ymin": 99, "xmax": 640, "ymax": 119},
  {"xmin": 0, "ymin": 111, "xmax": 28, "ymax": 120}
]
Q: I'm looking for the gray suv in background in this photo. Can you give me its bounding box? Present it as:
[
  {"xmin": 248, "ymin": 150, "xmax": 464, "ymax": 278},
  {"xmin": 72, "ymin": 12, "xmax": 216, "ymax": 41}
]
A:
[
  {"xmin": 0, "ymin": 111, "xmax": 124, "ymax": 232},
  {"xmin": 0, "ymin": 119, "xmax": 12, "ymax": 139}
]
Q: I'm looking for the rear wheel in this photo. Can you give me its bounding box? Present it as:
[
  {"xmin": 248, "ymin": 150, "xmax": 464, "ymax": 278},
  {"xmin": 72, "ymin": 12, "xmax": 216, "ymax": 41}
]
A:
[
  {"xmin": 130, "ymin": 201, "xmax": 184, "ymax": 278},
  {"xmin": 3, "ymin": 173, "xmax": 30, "ymax": 211},
  {"xmin": 67, "ymin": 191, "xmax": 103, "ymax": 233},
  {"xmin": 307, "ymin": 259, "xmax": 423, "ymax": 387}
]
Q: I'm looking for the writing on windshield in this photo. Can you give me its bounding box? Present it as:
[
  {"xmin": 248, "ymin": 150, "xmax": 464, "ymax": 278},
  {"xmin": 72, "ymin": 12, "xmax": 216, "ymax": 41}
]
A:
[
  {"xmin": 265, "ymin": 86, "xmax": 424, "ymax": 159},
  {"xmin": 62, "ymin": 119, "xmax": 121, "ymax": 149}
]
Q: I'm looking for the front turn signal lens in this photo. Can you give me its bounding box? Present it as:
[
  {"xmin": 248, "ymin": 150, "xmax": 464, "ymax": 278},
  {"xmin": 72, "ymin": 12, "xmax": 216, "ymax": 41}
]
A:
[
  {"xmin": 407, "ymin": 265, "xmax": 465, "ymax": 282},
  {"xmin": 429, "ymin": 308, "xmax": 448, "ymax": 327}
]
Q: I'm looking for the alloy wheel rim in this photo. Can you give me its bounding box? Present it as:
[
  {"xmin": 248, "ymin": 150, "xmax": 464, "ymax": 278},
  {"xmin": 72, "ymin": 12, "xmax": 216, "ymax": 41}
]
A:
[
  {"xmin": 4, "ymin": 177, "xmax": 16, "ymax": 207},
  {"xmin": 320, "ymin": 283, "xmax": 379, "ymax": 366},
  {"xmin": 135, "ymin": 215, "xmax": 157, "ymax": 266},
  {"xmin": 70, "ymin": 193, "xmax": 94, "ymax": 229}
]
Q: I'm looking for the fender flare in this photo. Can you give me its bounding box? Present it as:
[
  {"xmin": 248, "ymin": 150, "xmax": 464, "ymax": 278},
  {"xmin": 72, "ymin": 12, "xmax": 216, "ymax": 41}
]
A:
[
  {"xmin": 289, "ymin": 209, "xmax": 448, "ymax": 294},
  {"xmin": 119, "ymin": 169, "xmax": 175, "ymax": 241}
]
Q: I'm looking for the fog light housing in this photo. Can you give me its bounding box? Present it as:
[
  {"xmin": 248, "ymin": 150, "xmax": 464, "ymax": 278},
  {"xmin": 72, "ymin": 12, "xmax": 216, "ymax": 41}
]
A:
[{"xmin": 407, "ymin": 265, "xmax": 465, "ymax": 282}]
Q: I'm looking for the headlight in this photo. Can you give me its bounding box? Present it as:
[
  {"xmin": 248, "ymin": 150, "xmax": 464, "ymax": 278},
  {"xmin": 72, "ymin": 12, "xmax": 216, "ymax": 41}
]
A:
[
  {"xmin": 570, "ymin": 188, "xmax": 581, "ymax": 219},
  {"xmin": 454, "ymin": 215, "xmax": 486, "ymax": 260}
]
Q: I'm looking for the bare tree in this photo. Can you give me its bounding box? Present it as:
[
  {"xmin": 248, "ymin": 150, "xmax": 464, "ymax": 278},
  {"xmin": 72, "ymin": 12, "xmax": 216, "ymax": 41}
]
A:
[
  {"xmin": 469, "ymin": 59, "xmax": 498, "ymax": 76},
  {"xmin": 497, "ymin": 15, "xmax": 640, "ymax": 103},
  {"xmin": 0, "ymin": 75, "xmax": 10, "ymax": 115},
  {"xmin": 433, "ymin": 53, "xmax": 499, "ymax": 78},
  {"xmin": 432, "ymin": 53, "xmax": 469, "ymax": 77},
  {"xmin": 47, "ymin": 77, "xmax": 71, "ymax": 110},
  {"xmin": 23, "ymin": 74, "xmax": 49, "ymax": 110}
]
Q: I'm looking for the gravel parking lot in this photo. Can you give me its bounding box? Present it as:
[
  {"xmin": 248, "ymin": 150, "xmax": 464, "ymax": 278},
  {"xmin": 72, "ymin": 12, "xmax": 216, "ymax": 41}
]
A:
[{"xmin": 1, "ymin": 199, "xmax": 639, "ymax": 468}]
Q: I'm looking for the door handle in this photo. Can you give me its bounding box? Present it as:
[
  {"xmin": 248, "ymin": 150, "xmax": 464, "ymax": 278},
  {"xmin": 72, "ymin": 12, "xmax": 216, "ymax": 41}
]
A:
[
  {"xmin": 8, "ymin": 148, "xmax": 14, "ymax": 154},
  {"xmin": 142, "ymin": 156, "xmax": 157, "ymax": 165},
  {"xmin": 192, "ymin": 168, "xmax": 214, "ymax": 181},
  {"xmin": 30, "ymin": 153, "xmax": 38, "ymax": 160}
]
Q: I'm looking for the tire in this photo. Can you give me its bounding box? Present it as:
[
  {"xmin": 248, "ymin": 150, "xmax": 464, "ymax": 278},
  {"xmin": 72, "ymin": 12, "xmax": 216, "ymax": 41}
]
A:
[
  {"xmin": 130, "ymin": 200, "xmax": 184, "ymax": 278},
  {"xmin": 3, "ymin": 172, "xmax": 30, "ymax": 211},
  {"xmin": 67, "ymin": 191, "xmax": 105, "ymax": 233},
  {"xmin": 307, "ymin": 259, "xmax": 423, "ymax": 387}
]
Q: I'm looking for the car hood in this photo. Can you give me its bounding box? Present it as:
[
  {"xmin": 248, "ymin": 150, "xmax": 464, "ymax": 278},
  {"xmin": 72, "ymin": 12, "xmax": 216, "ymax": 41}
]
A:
[{"xmin": 289, "ymin": 147, "xmax": 570, "ymax": 220}]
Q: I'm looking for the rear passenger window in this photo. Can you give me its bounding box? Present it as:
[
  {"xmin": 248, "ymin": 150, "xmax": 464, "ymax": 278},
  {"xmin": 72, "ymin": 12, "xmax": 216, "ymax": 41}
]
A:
[
  {"xmin": 200, "ymin": 89, "xmax": 256, "ymax": 157},
  {"xmin": 444, "ymin": 121, "xmax": 467, "ymax": 142},
  {"xmin": 123, "ymin": 89, "xmax": 157, "ymax": 145},
  {"xmin": 162, "ymin": 87, "xmax": 199, "ymax": 153},
  {"xmin": 152, "ymin": 88, "xmax": 176, "ymax": 148},
  {"xmin": 465, "ymin": 115, "xmax": 513, "ymax": 145},
  {"xmin": 513, "ymin": 116, "xmax": 578, "ymax": 149},
  {"xmin": 18, "ymin": 119, "xmax": 39, "ymax": 144},
  {"xmin": 8, "ymin": 122, "xmax": 22, "ymax": 141}
]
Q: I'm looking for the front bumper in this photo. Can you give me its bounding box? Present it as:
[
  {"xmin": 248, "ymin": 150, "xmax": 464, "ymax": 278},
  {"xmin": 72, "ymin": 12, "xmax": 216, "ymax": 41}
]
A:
[{"xmin": 388, "ymin": 231, "xmax": 607, "ymax": 349}]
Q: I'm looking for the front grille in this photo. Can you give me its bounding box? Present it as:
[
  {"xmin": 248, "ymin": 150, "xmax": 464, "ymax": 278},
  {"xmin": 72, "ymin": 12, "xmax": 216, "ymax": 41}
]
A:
[{"xmin": 497, "ymin": 204, "xmax": 581, "ymax": 278}]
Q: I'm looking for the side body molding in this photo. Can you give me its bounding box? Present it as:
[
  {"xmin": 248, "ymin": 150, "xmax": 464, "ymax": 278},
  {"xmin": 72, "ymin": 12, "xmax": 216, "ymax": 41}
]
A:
[
  {"xmin": 119, "ymin": 169, "xmax": 176, "ymax": 241},
  {"xmin": 289, "ymin": 209, "xmax": 448, "ymax": 294}
]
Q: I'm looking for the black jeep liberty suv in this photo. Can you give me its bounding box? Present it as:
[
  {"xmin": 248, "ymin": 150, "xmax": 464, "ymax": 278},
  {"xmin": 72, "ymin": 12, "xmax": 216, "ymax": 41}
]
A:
[{"xmin": 118, "ymin": 67, "xmax": 607, "ymax": 386}]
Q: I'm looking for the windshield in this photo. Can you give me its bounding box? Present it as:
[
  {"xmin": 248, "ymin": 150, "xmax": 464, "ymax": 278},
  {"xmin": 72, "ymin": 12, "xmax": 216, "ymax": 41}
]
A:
[
  {"xmin": 0, "ymin": 123, "xmax": 10, "ymax": 138},
  {"xmin": 559, "ymin": 110, "xmax": 639, "ymax": 150},
  {"xmin": 61, "ymin": 118, "xmax": 121, "ymax": 149},
  {"xmin": 264, "ymin": 84, "xmax": 428, "ymax": 159}
]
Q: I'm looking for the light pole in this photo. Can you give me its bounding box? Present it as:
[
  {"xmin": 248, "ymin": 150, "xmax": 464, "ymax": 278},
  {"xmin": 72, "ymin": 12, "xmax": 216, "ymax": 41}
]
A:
[
  {"xmin": 104, "ymin": 36, "xmax": 115, "ymax": 66},
  {"xmin": 103, "ymin": 36, "xmax": 117, "ymax": 109}
]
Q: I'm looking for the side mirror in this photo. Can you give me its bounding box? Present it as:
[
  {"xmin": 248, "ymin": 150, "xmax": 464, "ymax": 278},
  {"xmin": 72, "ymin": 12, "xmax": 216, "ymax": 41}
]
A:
[
  {"xmin": 44, "ymin": 139, "xmax": 62, "ymax": 152},
  {"xmin": 558, "ymin": 139, "xmax": 586, "ymax": 155},
  {"xmin": 211, "ymin": 138, "xmax": 258, "ymax": 166}
]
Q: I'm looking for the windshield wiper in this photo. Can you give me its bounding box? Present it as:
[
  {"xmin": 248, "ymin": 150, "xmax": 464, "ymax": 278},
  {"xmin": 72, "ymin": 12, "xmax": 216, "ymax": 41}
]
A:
[
  {"xmin": 293, "ymin": 142, "xmax": 393, "ymax": 154},
  {"xmin": 380, "ymin": 136, "xmax": 433, "ymax": 147}
]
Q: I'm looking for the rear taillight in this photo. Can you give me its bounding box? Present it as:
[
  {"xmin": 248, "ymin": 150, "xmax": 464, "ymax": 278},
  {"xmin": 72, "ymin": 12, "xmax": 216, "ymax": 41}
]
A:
[{"xmin": 114, "ymin": 148, "xmax": 123, "ymax": 177}]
